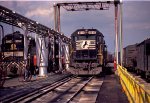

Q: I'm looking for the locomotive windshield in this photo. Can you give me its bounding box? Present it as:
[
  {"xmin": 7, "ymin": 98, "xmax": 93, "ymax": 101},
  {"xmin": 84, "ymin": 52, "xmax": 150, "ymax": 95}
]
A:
[
  {"xmin": 75, "ymin": 35, "xmax": 95, "ymax": 41},
  {"xmin": 2, "ymin": 34, "xmax": 24, "ymax": 51}
]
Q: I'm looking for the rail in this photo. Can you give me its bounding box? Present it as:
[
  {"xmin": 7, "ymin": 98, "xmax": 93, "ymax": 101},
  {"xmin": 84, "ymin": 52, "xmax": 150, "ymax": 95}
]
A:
[
  {"xmin": 2, "ymin": 75, "xmax": 74, "ymax": 103},
  {"xmin": 66, "ymin": 76, "xmax": 94, "ymax": 103},
  {"xmin": 117, "ymin": 65, "xmax": 150, "ymax": 103}
]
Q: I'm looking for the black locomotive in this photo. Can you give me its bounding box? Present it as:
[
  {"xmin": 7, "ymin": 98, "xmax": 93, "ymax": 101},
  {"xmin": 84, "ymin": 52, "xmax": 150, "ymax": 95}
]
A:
[
  {"xmin": 69, "ymin": 28, "xmax": 107, "ymax": 75},
  {"xmin": 1, "ymin": 31, "xmax": 24, "ymax": 62},
  {"xmin": 1, "ymin": 31, "xmax": 36, "ymax": 76}
]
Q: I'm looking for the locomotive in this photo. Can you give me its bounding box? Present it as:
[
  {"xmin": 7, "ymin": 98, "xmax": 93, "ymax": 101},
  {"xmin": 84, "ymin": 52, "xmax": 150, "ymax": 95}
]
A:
[
  {"xmin": 69, "ymin": 28, "xmax": 107, "ymax": 75},
  {"xmin": 0, "ymin": 31, "xmax": 36, "ymax": 76}
]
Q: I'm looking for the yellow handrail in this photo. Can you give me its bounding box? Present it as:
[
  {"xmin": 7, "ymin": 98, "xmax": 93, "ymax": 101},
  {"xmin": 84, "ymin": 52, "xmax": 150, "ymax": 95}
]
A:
[{"xmin": 117, "ymin": 65, "xmax": 150, "ymax": 103}]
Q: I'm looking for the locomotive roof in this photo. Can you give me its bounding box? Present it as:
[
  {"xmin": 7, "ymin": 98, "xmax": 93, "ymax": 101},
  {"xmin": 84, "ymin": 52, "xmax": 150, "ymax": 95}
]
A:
[
  {"xmin": 3, "ymin": 31, "xmax": 36, "ymax": 41},
  {"xmin": 71, "ymin": 29, "xmax": 104, "ymax": 37},
  {"xmin": 4, "ymin": 31, "xmax": 23, "ymax": 38}
]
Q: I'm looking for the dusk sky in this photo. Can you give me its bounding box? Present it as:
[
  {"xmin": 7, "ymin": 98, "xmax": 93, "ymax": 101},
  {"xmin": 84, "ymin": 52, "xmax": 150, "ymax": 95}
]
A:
[{"xmin": 1, "ymin": 0, "xmax": 150, "ymax": 53}]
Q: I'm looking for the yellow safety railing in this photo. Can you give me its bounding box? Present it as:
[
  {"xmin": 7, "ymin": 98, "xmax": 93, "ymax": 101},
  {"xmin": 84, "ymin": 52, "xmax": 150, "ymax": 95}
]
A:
[{"xmin": 117, "ymin": 65, "xmax": 150, "ymax": 103}]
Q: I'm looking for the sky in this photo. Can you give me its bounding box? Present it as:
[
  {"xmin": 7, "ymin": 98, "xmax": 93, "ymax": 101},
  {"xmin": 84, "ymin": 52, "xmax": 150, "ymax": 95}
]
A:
[{"xmin": 0, "ymin": 0, "xmax": 150, "ymax": 53}]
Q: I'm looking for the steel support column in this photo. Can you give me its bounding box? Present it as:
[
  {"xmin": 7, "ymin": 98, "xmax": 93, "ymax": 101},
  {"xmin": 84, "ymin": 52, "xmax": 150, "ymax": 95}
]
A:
[
  {"xmin": 24, "ymin": 26, "xmax": 28, "ymax": 66},
  {"xmin": 119, "ymin": 1, "xmax": 123, "ymax": 67},
  {"xmin": 54, "ymin": 5, "xmax": 61, "ymax": 72},
  {"xmin": 114, "ymin": 2, "xmax": 119, "ymax": 69},
  {"xmin": 52, "ymin": 36, "xmax": 55, "ymax": 72},
  {"xmin": 36, "ymin": 35, "xmax": 48, "ymax": 77},
  {"xmin": 59, "ymin": 36, "xmax": 62, "ymax": 72},
  {"xmin": 54, "ymin": 4, "xmax": 61, "ymax": 32},
  {"xmin": 54, "ymin": 4, "xmax": 62, "ymax": 72},
  {"xmin": 64, "ymin": 43, "xmax": 70, "ymax": 71},
  {"xmin": 58, "ymin": 6, "xmax": 61, "ymax": 32},
  {"xmin": 54, "ymin": 4, "xmax": 57, "ymax": 31}
]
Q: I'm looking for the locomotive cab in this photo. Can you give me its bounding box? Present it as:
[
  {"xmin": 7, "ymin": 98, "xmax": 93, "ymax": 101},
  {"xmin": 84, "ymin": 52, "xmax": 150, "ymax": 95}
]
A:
[{"xmin": 1, "ymin": 31, "xmax": 36, "ymax": 76}]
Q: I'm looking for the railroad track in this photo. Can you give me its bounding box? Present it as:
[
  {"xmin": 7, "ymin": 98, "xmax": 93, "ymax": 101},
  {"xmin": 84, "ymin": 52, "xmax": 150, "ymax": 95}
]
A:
[
  {"xmin": 0, "ymin": 74, "xmax": 73, "ymax": 103},
  {"xmin": 1, "ymin": 76, "xmax": 103, "ymax": 103},
  {"xmin": 33, "ymin": 76, "xmax": 103, "ymax": 103}
]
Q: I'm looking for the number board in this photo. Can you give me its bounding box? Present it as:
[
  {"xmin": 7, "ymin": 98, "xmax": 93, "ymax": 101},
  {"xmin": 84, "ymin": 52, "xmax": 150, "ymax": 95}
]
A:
[{"xmin": 78, "ymin": 31, "xmax": 96, "ymax": 35}]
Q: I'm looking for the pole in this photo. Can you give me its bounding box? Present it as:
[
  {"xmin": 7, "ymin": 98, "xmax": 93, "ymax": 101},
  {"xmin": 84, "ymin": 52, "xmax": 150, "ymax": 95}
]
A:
[
  {"xmin": 37, "ymin": 36, "xmax": 48, "ymax": 77},
  {"xmin": 59, "ymin": 36, "xmax": 62, "ymax": 72},
  {"xmin": 120, "ymin": 2, "xmax": 123, "ymax": 67},
  {"xmin": 114, "ymin": 2, "xmax": 119, "ymax": 70},
  {"xmin": 65, "ymin": 43, "xmax": 69, "ymax": 71},
  {"xmin": 54, "ymin": 4, "xmax": 61, "ymax": 32},
  {"xmin": 58, "ymin": 5, "xmax": 61, "ymax": 32},
  {"xmin": 52, "ymin": 36, "xmax": 55, "ymax": 72},
  {"xmin": 54, "ymin": 4, "xmax": 57, "ymax": 31},
  {"xmin": 24, "ymin": 26, "xmax": 28, "ymax": 66}
]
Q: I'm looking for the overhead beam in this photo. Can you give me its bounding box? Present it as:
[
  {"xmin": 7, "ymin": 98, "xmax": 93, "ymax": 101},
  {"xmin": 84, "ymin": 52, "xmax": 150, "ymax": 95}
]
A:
[{"xmin": 56, "ymin": 1, "xmax": 120, "ymax": 11}]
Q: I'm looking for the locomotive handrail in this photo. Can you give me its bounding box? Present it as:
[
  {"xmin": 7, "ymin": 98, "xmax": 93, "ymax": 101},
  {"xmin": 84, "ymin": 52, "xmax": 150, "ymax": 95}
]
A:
[{"xmin": 117, "ymin": 65, "xmax": 150, "ymax": 103}]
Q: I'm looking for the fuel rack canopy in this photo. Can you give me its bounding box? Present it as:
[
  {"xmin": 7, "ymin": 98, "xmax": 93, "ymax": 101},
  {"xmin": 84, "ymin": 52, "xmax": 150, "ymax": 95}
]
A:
[{"xmin": 0, "ymin": 5, "xmax": 70, "ymax": 43}]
